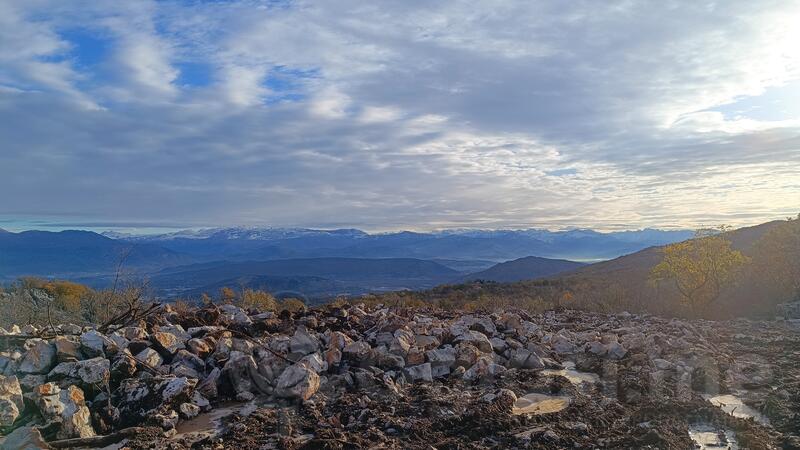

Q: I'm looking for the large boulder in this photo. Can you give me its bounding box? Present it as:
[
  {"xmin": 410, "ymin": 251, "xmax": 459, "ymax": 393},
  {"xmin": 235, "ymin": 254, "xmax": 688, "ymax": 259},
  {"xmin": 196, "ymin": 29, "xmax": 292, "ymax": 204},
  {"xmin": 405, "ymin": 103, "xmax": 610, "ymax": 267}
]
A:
[
  {"xmin": 74, "ymin": 357, "xmax": 111, "ymax": 385},
  {"xmin": 34, "ymin": 383, "xmax": 95, "ymax": 439},
  {"xmin": 17, "ymin": 340, "xmax": 56, "ymax": 374},
  {"xmin": 0, "ymin": 375, "xmax": 24, "ymax": 410},
  {"xmin": 275, "ymin": 364, "xmax": 320, "ymax": 401},
  {"xmin": 426, "ymin": 346, "xmax": 457, "ymax": 377},
  {"xmin": 550, "ymin": 335, "xmax": 577, "ymax": 355}
]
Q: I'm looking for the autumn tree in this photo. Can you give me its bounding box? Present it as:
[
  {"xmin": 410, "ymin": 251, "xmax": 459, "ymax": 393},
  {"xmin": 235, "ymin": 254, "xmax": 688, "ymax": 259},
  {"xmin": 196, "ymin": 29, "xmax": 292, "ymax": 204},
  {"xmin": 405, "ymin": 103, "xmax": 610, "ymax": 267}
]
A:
[
  {"xmin": 750, "ymin": 214, "xmax": 800, "ymax": 303},
  {"xmin": 649, "ymin": 228, "xmax": 749, "ymax": 317},
  {"xmin": 44, "ymin": 280, "xmax": 90, "ymax": 313}
]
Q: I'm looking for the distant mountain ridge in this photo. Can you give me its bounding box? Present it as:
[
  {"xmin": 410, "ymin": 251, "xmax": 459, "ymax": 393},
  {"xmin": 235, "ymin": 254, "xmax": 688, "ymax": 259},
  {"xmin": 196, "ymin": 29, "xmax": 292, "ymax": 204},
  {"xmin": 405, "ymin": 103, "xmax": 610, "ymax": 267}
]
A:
[
  {"xmin": 462, "ymin": 256, "xmax": 586, "ymax": 283},
  {"xmin": 1, "ymin": 225, "xmax": 693, "ymax": 300},
  {"xmin": 0, "ymin": 230, "xmax": 190, "ymax": 278},
  {"xmin": 109, "ymin": 226, "xmax": 693, "ymax": 262}
]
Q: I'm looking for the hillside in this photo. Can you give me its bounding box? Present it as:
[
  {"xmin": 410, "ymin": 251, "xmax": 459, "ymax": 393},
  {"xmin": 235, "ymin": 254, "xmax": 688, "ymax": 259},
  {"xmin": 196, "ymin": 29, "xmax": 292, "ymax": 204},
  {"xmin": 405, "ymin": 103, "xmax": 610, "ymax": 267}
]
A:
[
  {"xmin": 0, "ymin": 230, "xmax": 190, "ymax": 279},
  {"xmin": 149, "ymin": 257, "xmax": 461, "ymax": 300},
  {"xmin": 461, "ymin": 255, "xmax": 585, "ymax": 283},
  {"xmin": 378, "ymin": 219, "xmax": 799, "ymax": 319}
]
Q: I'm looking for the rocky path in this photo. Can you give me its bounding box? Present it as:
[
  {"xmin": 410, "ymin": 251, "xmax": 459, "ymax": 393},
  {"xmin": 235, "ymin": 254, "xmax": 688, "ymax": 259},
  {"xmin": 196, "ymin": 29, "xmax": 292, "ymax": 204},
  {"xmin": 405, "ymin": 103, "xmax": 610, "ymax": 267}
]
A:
[{"xmin": 0, "ymin": 303, "xmax": 798, "ymax": 449}]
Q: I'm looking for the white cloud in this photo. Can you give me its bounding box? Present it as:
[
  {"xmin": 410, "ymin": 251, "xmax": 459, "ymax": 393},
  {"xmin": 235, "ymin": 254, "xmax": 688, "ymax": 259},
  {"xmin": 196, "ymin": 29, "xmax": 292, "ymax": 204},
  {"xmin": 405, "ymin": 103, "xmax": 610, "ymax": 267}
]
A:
[{"xmin": 0, "ymin": 0, "xmax": 799, "ymax": 231}]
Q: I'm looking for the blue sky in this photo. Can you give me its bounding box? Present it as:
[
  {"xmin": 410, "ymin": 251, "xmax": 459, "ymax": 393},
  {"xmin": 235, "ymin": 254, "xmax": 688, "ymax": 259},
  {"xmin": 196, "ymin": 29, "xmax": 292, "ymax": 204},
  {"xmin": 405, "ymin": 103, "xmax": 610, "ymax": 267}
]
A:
[{"xmin": 0, "ymin": 0, "xmax": 798, "ymax": 233}]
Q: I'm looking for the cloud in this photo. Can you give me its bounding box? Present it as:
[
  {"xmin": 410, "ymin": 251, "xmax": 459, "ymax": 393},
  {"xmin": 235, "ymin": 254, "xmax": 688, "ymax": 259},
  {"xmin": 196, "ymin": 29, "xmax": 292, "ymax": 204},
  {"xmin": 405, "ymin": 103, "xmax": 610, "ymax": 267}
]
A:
[{"xmin": 0, "ymin": 0, "xmax": 798, "ymax": 232}]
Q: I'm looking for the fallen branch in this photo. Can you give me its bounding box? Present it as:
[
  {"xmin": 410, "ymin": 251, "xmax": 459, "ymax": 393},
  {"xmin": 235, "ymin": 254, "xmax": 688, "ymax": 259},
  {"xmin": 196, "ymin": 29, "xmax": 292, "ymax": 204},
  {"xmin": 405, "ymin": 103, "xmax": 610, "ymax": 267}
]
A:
[{"xmin": 47, "ymin": 427, "xmax": 147, "ymax": 448}]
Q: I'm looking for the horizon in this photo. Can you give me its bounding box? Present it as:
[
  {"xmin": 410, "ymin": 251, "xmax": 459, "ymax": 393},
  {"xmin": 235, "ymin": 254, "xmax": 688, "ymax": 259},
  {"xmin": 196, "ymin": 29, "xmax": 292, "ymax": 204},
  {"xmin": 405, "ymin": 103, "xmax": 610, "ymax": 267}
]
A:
[{"xmin": 0, "ymin": 217, "xmax": 786, "ymax": 236}]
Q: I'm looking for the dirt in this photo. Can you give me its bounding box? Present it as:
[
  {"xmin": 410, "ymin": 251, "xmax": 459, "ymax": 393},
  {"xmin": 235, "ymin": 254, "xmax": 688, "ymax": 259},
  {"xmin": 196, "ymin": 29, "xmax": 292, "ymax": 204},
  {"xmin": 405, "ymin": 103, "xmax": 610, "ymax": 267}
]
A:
[{"xmin": 111, "ymin": 308, "xmax": 799, "ymax": 450}]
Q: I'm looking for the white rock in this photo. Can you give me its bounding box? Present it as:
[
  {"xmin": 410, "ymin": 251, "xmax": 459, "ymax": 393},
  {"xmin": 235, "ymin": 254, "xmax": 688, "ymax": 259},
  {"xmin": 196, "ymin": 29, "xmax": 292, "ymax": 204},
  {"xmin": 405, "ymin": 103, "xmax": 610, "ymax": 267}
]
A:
[
  {"xmin": 135, "ymin": 348, "xmax": 164, "ymax": 368},
  {"xmin": 18, "ymin": 340, "xmax": 56, "ymax": 374}
]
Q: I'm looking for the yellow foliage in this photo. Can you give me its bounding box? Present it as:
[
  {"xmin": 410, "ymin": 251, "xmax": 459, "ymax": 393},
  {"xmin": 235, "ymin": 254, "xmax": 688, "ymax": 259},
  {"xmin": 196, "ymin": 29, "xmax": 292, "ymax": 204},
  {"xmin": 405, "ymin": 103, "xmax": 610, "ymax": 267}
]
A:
[
  {"xmin": 751, "ymin": 214, "xmax": 800, "ymax": 302},
  {"xmin": 650, "ymin": 229, "xmax": 749, "ymax": 316},
  {"xmin": 280, "ymin": 298, "xmax": 307, "ymax": 313},
  {"xmin": 240, "ymin": 289, "xmax": 278, "ymax": 311},
  {"xmin": 220, "ymin": 287, "xmax": 237, "ymax": 304},
  {"xmin": 44, "ymin": 280, "xmax": 90, "ymax": 313}
]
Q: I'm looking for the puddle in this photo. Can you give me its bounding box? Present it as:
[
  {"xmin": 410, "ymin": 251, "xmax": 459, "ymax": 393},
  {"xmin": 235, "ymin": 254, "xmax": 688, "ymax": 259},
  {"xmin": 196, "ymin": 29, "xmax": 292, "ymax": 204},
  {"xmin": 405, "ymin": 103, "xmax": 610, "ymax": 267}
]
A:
[
  {"xmin": 689, "ymin": 423, "xmax": 739, "ymax": 449},
  {"xmin": 703, "ymin": 394, "xmax": 769, "ymax": 425},
  {"xmin": 512, "ymin": 393, "xmax": 571, "ymax": 415},
  {"xmin": 541, "ymin": 362, "xmax": 600, "ymax": 392},
  {"xmin": 173, "ymin": 400, "xmax": 260, "ymax": 441}
]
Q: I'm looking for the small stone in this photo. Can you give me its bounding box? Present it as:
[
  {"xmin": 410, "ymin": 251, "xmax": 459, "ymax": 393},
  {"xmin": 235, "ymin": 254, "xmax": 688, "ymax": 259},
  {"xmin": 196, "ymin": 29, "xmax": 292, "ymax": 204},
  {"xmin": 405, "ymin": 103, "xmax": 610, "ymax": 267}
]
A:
[
  {"xmin": 187, "ymin": 338, "xmax": 212, "ymax": 358},
  {"xmin": 179, "ymin": 402, "xmax": 201, "ymax": 419}
]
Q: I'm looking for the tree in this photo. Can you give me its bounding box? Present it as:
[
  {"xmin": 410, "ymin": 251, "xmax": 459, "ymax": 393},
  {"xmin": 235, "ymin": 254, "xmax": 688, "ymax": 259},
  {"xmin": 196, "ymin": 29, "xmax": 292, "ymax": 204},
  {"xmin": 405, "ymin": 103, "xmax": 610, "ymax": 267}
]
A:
[
  {"xmin": 649, "ymin": 228, "xmax": 749, "ymax": 317},
  {"xmin": 750, "ymin": 214, "xmax": 800, "ymax": 303},
  {"xmin": 44, "ymin": 280, "xmax": 90, "ymax": 313}
]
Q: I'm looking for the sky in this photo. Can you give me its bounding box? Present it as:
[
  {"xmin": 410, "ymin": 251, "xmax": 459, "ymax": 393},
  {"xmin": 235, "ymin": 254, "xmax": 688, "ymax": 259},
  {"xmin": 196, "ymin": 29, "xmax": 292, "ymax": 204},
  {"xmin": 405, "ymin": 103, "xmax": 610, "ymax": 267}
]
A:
[{"xmin": 1, "ymin": 0, "xmax": 799, "ymax": 233}]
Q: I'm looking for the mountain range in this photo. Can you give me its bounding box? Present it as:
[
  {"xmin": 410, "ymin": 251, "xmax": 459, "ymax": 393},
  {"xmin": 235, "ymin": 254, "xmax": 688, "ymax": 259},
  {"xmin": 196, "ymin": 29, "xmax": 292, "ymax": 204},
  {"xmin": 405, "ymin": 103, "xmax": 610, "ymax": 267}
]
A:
[{"xmin": 0, "ymin": 226, "xmax": 694, "ymax": 301}]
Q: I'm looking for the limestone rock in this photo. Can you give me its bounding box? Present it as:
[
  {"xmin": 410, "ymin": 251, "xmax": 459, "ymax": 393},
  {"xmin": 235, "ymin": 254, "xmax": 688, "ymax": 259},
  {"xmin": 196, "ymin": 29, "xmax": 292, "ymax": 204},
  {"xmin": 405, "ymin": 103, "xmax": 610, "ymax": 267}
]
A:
[
  {"xmin": 289, "ymin": 326, "xmax": 320, "ymax": 357},
  {"xmin": 80, "ymin": 330, "xmax": 113, "ymax": 358},
  {"xmin": 135, "ymin": 348, "xmax": 164, "ymax": 368},
  {"xmin": 34, "ymin": 383, "xmax": 95, "ymax": 439},
  {"xmin": 0, "ymin": 426, "xmax": 50, "ymax": 450},
  {"xmin": 404, "ymin": 363, "xmax": 433, "ymax": 382},
  {"xmin": 509, "ymin": 348, "xmax": 545, "ymax": 369},
  {"xmin": 454, "ymin": 330, "xmax": 493, "ymax": 353},
  {"xmin": 18, "ymin": 340, "xmax": 56, "ymax": 374},
  {"xmin": 275, "ymin": 364, "xmax": 320, "ymax": 400},
  {"xmin": 53, "ymin": 336, "xmax": 81, "ymax": 363},
  {"xmin": 151, "ymin": 331, "xmax": 185, "ymax": 356}
]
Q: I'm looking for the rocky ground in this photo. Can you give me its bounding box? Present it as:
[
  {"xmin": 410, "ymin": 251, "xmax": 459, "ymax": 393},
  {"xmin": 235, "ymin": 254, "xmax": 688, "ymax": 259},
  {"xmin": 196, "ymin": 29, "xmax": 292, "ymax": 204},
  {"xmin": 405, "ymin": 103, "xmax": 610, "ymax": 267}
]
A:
[{"xmin": 0, "ymin": 302, "xmax": 798, "ymax": 449}]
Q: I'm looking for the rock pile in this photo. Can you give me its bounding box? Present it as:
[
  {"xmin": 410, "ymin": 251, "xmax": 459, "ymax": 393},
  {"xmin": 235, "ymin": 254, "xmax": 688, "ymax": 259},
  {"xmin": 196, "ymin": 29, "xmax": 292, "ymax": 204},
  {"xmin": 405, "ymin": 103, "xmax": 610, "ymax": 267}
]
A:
[{"xmin": 0, "ymin": 302, "xmax": 798, "ymax": 449}]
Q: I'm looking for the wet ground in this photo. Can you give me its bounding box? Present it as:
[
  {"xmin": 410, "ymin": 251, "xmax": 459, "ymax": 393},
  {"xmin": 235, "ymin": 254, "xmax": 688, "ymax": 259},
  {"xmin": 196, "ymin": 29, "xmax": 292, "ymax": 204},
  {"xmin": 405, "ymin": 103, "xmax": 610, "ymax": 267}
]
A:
[{"xmin": 115, "ymin": 311, "xmax": 800, "ymax": 450}]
